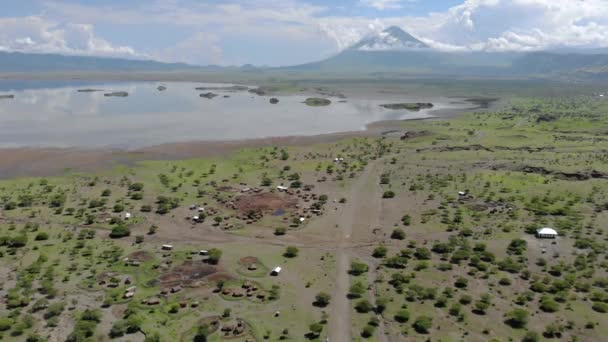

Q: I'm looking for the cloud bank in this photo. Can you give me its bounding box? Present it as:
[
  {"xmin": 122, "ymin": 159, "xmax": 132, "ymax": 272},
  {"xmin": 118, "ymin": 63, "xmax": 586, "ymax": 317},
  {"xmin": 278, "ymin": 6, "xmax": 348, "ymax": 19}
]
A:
[{"xmin": 1, "ymin": 0, "xmax": 608, "ymax": 65}]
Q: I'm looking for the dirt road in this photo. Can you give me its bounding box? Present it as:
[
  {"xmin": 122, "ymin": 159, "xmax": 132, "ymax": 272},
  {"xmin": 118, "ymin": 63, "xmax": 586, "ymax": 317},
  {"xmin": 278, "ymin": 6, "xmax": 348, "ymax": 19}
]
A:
[{"xmin": 329, "ymin": 160, "xmax": 384, "ymax": 342}]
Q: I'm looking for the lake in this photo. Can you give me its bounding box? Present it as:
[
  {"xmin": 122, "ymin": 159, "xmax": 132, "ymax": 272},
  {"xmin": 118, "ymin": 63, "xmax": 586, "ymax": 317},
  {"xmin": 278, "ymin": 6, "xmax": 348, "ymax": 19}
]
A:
[{"xmin": 0, "ymin": 81, "xmax": 466, "ymax": 149}]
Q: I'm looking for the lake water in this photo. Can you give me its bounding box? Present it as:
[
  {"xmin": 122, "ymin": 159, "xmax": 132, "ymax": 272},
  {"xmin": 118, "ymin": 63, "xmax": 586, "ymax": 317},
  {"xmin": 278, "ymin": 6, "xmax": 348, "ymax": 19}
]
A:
[{"xmin": 0, "ymin": 81, "xmax": 463, "ymax": 149}]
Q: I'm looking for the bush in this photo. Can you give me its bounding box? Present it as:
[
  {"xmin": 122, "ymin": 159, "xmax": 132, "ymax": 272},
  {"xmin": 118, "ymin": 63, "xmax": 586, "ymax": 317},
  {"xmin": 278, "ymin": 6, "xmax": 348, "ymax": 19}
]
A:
[
  {"xmin": 592, "ymin": 302, "xmax": 608, "ymax": 313},
  {"xmin": 394, "ymin": 309, "xmax": 410, "ymax": 323},
  {"xmin": 350, "ymin": 261, "xmax": 369, "ymax": 275},
  {"xmin": 412, "ymin": 316, "xmax": 433, "ymax": 334},
  {"xmin": 372, "ymin": 246, "xmax": 387, "ymax": 258},
  {"xmin": 391, "ymin": 229, "xmax": 406, "ymax": 240},
  {"xmin": 314, "ymin": 292, "xmax": 331, "ymax": 307},
  {"xmin": 454, "ymin": 277, "xmax": 468, "ymax": 289},
  {"xmin": 0, "ymin": 317, "xmax": 12, "ymax": 331},
  {"xmin": 355, "ymin": 300, "xmax": 374, "ymax": 313},
  {"xmin": 207, "ymin": 248, "xmax": 222, "ymax": 264},
  {"xmin": 540, "ymin": 296, "xmax": 560, "ymax": 313},
  {"xmin": 382, "ymin": 191, "xmax": 396, "ymax": 199},
  {"xmin": 34, "ymin": 232, "xmax": 49, "ymax": 241},
  {"xmin": 361, "ymin": 324, "xmax": 375, "ymax": 338},
  {"xmin": 505, "ymin": 309, "xmax": 529, "ymax": 329},
  {"xmin": 274, "ymin": 227, "xmax": 286, "ymax": 235},
  {"xmin": 521, "ymin": 331, "xmax": 540, "ymax": 342},
  {"xmin": 308, "ymin": 323, "xmax": 323, "ymax": 337},
  {"xmin": 109, "ymin": 225, "xmax": 130, "ymax": 239},
  {"xmin": 349, "ymin": 282, "xmax": 366, "ymax": 299},
  {"xmin": 284, "ymin": 246, "xmax": 299, "ymax": 258}
]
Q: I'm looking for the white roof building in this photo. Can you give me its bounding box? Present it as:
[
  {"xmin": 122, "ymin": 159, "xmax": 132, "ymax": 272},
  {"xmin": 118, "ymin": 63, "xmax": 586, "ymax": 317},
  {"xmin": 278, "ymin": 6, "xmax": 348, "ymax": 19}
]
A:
[
  {"xmin": 277, "ymin": 185, "xmax": 288, "ymax": 191},
  {"xmin": 124, "ymin": 212, "xmax": 132, "ymax": 219},
  {"xmin": 536, "ymin": 227, "xmax": 558, "ymax": 238},
  {"xmin": 271, "ymin": 266, "xmax": 282, "ymax": 275},
  {"xmin": 161, "ymin": 244, "xmax": 173, "ymax": 250}
]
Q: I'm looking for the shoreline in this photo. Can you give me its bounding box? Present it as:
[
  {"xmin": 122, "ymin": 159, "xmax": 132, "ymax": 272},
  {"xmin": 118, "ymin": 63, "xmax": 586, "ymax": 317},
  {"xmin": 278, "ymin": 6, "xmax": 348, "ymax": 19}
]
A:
[
  {"xmin": 0, "ymin": 109, "xmax": 461, "ymax": 179},
  {"xmin": 0, "ymin": 78, "xmax": 491, "ymax": 179}
]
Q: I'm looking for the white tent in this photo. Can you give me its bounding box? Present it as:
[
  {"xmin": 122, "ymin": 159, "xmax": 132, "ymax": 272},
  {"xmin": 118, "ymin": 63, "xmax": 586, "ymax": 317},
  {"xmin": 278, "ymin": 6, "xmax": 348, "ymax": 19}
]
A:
[{"xmin": 536, "ymin": 227, "xmax": 558, "ymax": 239}]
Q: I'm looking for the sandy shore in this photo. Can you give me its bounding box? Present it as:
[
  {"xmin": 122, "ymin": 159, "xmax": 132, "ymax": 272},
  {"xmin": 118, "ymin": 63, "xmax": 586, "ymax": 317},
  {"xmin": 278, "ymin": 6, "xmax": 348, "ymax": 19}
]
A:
[{"xmin": 0, "ymin": 114, "xmax": 448, "ymax": 179}]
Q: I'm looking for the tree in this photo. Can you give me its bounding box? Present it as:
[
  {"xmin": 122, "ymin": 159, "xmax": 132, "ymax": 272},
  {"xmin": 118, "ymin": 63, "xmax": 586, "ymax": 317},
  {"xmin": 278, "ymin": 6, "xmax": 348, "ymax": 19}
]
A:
[
  {"xmin": 505, "ymin": 309, "xmax": 529, "ymax": 329},
  {"xmin": 274, "ymin": 227, "xmax": 286, "ymax": 236},
  {"xmin": 413, "ymin": 316, "xmax": 433, "ymax": 334},
  {"xmin": 135, "ymin": 235, "xmax": 144, "ymax": 244},
  {"xmin": 314, "ymin": 292, "xmax": 331, "ymax": 307},
  {"xmin": 207, "ymin": 248, "xmax": 222, "ymax": 264},
  {"xmin": 284, "ymin": 246, "xmax": 299, "ymax": 258}
]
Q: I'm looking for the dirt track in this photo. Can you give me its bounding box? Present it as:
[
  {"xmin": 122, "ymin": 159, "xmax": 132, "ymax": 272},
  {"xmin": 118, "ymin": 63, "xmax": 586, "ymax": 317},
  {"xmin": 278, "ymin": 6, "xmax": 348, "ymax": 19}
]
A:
[{"xmin": 329, "ymin": 160, "xmax": 384, "ymax": 342}]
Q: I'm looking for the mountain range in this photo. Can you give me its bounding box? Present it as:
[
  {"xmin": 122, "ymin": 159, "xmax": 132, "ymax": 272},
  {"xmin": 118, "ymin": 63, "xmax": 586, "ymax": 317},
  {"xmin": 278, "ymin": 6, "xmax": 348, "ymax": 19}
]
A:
[{"xmin": 1, "ymin": 26, "xmax": 608, "ymax": 79}]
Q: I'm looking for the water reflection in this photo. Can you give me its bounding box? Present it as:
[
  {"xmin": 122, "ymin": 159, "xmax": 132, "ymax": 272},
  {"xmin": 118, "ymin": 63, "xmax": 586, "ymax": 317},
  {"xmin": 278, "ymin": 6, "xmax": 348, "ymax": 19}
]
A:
[{"xmin": 0, "ymin": 82, "xmax": 458, "ymax": 148}]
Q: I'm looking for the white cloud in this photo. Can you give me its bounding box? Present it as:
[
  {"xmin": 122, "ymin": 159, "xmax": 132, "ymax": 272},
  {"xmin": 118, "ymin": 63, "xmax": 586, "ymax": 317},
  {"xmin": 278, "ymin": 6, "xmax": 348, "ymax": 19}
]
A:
[
  {"xmin": 360, "ymin": 0, "xmax": 408, "ymax": 11},
  {"xmin": 4, "ymin": 0, "xmax": 608, "ymax": 66},
  {"xmin": 0, "ymin": 16, "xmax": 143, "ymax": 58}
]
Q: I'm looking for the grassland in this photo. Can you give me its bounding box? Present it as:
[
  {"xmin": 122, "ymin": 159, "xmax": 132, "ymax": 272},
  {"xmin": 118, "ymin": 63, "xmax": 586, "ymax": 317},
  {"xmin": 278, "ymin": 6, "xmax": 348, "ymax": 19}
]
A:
[{"xmin": 1, "ymin": 92, "xmax": 608, "ymax": 341}]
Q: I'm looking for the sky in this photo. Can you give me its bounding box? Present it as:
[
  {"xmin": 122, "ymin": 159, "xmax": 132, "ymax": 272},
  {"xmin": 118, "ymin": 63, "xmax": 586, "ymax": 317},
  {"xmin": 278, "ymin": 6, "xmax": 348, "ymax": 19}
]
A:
[{"xmin": 1, "ymin": 0, "xmax": 608, "ymax": 66}]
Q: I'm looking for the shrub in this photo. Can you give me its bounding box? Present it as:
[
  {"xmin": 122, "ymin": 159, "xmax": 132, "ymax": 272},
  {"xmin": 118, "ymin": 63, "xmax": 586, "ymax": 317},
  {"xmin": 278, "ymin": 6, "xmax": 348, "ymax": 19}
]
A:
[
  {"xmin": 35, "ymin": 232, "xmax": 49, "ymax": 241},
  {"xmin": 361, "ymin": 324, "xmax": 375, "ymax": 338},
  {"xmin": 412, "ymin": 316, "xmax": 433, "ymax": 334},
  {"xmin": 349, "ymin": 282, "xmax": 366, "ymax": 299},
  {"xmin": 284, "ymin": 246, "xmax": 299, "ymax": 258},
  {"xmin": 382, "ymin": 191, "xmax": 396, "ymax": 199},
  {"xmin": 454, "ymin": 277, "xmax": 468, "ymax": 289},
  {"xmin": 521, "ymin": 331, "xmax": 540, "ymax": 342},
  {"xmin": 372, "ymin": 246, "xmax": 387, "ymax": 258},
  {"xmin": 394, "ymin": 309, "xmax": 410, "ymax": 323},
  {"xmin": 350, "ymin": 261, "xmax": 369, "ymax": 275},
  {"xmin": 274, "ymin": 227, "xmax": 286, "ymax": 236},
  {"xmin": 314, "ymin": 292, "xmax": 331, "ymax": 307},
  {"xmin": 505, "ymin": 309, "xmax": 529, "ymax": 329},
  {"xmin": 109, "ymin": 225, "xmax": 130, "ymax": 239},
  {"xmin": 391, "ymin": 229, "xmax": 406, "ymax": 240},
  {"xmin": 207, "ymin": 248, "xmax": 222, "ymax": 264},
  {"xmin": 355, "ymin": 300, "xmax": 374, "ymax": 313},
  {"xmin": 0, "ymin": 317, "xmax": 12, "ymax": 331},
  {"xmin": 592, "ymin": 302, "xmax": 608, "ymax": 313},
  {"xmin": 540, "ymin": 296, "xmax": 560, "ymax": 313}
]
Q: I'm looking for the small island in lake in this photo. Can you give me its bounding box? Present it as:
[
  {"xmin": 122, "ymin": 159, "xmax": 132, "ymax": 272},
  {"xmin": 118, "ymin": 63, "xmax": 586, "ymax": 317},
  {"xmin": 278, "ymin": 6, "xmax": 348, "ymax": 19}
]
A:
[
  {"xmin": 104, "ymin": 91, "xmax": 129, "ymax": 97},
  {"xmin": 304, "ymin": 98, "xmax": 331, "ymax": 106},
  {"xmin": 380, "ymin": 102, "xmax": 434, "ymax": 111},
  {"xmin": 200, "ymin": 92, "xmax": 219, "ymax": 99},
  {"xmin": 77, "ymin": 89, "xmax": 104, "ymax": 93}
]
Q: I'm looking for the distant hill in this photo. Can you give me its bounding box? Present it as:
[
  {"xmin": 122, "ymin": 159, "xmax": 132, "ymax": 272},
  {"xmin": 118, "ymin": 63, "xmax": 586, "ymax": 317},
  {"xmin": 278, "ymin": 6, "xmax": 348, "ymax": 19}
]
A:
[
  {"xmin": 284, "ymin": 26, "xmax": 608, "ymax": 79},
  {"xmin": 0, "ymin": 51, "xmax": 202, "ymax": 72}
]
